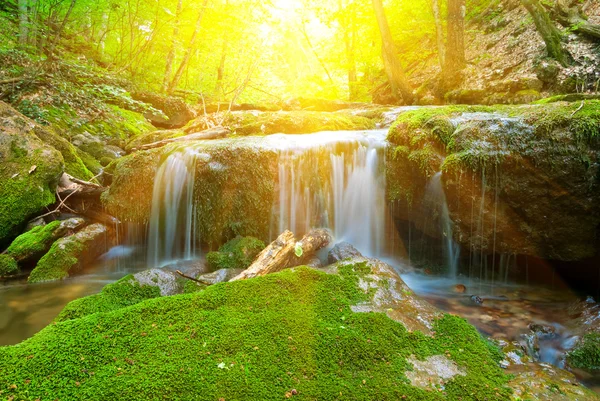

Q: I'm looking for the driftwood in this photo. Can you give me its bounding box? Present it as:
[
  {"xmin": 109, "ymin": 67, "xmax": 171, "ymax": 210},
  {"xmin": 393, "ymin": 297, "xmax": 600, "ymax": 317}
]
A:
[
  {"xmin": 231, "ymin": 229, "xmax": 332, "ymax": 281},
  {"xmin": 175, "ymin": 270, "xmax": 212, "ymax": 286},
  {"xmin": 57, "ymin": 173, "xmax": 106, "ymax": 198},
  {"xmin": 133, "ymin": 127, "xmax": 230, "ymax": 152}
]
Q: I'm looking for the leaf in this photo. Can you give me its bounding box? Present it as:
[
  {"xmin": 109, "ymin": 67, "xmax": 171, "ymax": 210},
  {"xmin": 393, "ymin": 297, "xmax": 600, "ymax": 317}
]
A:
[{"xmin": 294, "ymin": 243, "xmax": 303, "ymax": 258}]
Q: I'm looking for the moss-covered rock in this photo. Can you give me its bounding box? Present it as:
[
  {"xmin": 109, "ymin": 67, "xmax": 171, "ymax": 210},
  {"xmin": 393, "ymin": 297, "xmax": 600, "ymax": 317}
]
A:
[
  {"xmin": 567, "ymin": 332, "xmax": 600, "ymax": 372},
  {"xmin": 386, "ymin": 101, "xmax": 600, "ymax": 261},
  {"xmin": 0, "ymin": 101, "xmax": 64, "ymax": 246},
  {"xmin": 0, "ymin": 262, "xmax": 515, "ymax": 400},
  {"xmin": 0, "ymin": 254, "xmax": 19, "ymax": 276},
  {"xmin": 55, "ymin": 273, "xmax": 162, "ymax": 322},
  {"xmin": 28, "ymin": 223, "xmax": 112, "ymax": 283},
  {"xmin": 5, "ymin": 218, "xmax": 85, "ymax": 263},
  {"xmin": 103, "ymin": 140, "xmax": 278, "ymax": 245},
  {"xmin": 125, "ymin": 129, "xmax": 186, "ymax": 152},
  {"xmin": 131, "ymin": 92, "xmax": 195, "ymax": 129},
  {"xmin": 206, "ymin": 236, "xmax": 265, "ymax": 270},
  {"xmin": 184, "ymin": 110, "xmax": 375, "ymax": 136}
]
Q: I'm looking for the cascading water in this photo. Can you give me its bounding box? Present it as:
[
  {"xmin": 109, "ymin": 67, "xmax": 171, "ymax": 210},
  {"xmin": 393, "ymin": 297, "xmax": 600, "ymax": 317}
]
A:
[
  {"xmin": 423, "ymin": 172, "xmax": 460, "ymax": 277},
  {"xmin": 147, "ymin": 148, "xmax": 200, "ymax": 267},
  {"xmin": 273, "ymin": 130, "xmax": 388, "ymax": 257}
]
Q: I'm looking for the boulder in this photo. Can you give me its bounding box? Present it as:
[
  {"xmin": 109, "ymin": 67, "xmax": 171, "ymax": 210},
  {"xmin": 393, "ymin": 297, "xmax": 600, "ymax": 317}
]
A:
[
  {"xmin": 327, "ymin": 241, "xmax": 363, "ymax": 264},
  {"xmin": 197, "ymin": 268, "xmax": 244, "ymax": 285},
  {"xmin": 28, "ymin": 223, "xmax": 114, "ymax": 283},
  {"xmin": 6, "ymin": 217, "xmax": 86, "ymax": 263},
  {"xmin": 131, "ymin": 92, "xmax": 195, "ymax": 129},
  {"xmin": 132, "ymin": 269, "xmax": 184, "ymax": 296},
  {"xmin": 0, "ymin": 101, "xmax": 64, "ymax": 245},
  {"xmin": 0, "ymin": 254, "xmax": 19, "ymax": 277}
]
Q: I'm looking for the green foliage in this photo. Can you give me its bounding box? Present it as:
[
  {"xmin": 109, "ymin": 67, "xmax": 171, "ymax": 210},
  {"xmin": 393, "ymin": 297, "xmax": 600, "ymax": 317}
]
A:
[
  {"xmin": 0, "ymin": 254, "xmax": 19, "ymax": 276},
  {"xmin": 55, "ymin": 275, "xmax": 162, "ymax": 322},
  {"xmin": 567, "ymin": 333, "xmax": 600, "ymax": 371},
  {"xmin": 6, "ymin": 220, "xmax": 61, "ymax": 262},
  {"xmin": 206, "ymin": 236, "xmax": 265, "ymax": 270},
  {"xmin": 0, "ymin": 266, "xmax": 511, "ymax": 400}
]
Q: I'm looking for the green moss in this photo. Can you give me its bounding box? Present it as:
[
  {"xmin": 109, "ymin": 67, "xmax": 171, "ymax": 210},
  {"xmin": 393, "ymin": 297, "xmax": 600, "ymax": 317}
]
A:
[
  {"xmin": 28, "ymin": 236, "xmax": 85, "ymax": 283},
  {"xmin": 55, "ymin": 275, "xmax": 162, "ymax": 322},
  {"xmin": 185, "ymin": 110, "xmax": 375, "ymax": 136},
  {"xmin": 567, "ymin": 333, "xmax": 600, "ymax": 371},
  {"xmin": 0, "ymin": 254, "xmax": 19, "ymax": 276},
  {"xmin": 0, "ymin": 266, "xmax": 511, "ymax": 400},
  {"xmin": 76, "ymin": 148, "xmax": 103, "ymax": 175},
  {"xmin": 6, "ymin": 220, "xmax": 61, "ymax": 262},
  {"xmin": 206, "ymin": 236, "xmax": 265, "ymax": 270}
]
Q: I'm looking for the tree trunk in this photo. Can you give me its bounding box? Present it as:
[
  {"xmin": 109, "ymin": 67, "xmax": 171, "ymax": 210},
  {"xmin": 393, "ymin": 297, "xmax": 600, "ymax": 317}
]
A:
[
  {"xmin": 46, "ymin": 0, "xmax": 77, "ymax": 58},
  {"xmin": 231, "ymin": 229, "xmax": 333, "ymax": 281},
  {"xmin": 300, "ymin": 20, "xmax": 335, "ymax": 87},
  {"xmin": 432, "ymin": 0, "xmax": 445, "ymax": 68},
  {"xmin": 163, "ymin": 0, "xmax": 182, "ymax": 93},
  {"xmin": 371, "ymin": 0, "xmax": 414, "ymax": 104},
  {"xmin": 554, "ymin": 0, "xmax": 600, "ymax": 40},
  {"xmin": 441, "ymin": 0, "xmax": 466, "ymax": 91},
  {"xmin": 18, "ymin": 0, "xmax": 28, "ymax": 45},
  {"xmin": 167, "ymin": 0, "xmax": 209, "ymax": 95},
  {"xmin": 214, "ymin": 32, "xmax": 228, "ymax": 100},
  {"xmin": 520, "ymin": 0, "xmax": 568, "ymax": 66},
  {"xmin": 340, "ymin": 0, "xmax": 358, "ymax": 100}
]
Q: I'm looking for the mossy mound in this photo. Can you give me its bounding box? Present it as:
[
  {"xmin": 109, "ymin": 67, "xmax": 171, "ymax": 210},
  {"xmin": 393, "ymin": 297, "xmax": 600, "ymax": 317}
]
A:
[
  {"xmin": 6, "ymin": 218, "xmax": 85, "ymax": 263},
  {"xmin": 206, "ymin": 236, "xmax": 265, "ymax": 270},
  {"xmin": 386, "ymin": 101, "xmax": 600, "ymax": 261},
  {"xmin": 0, "ymin": 254, "xmax": 19, "ymax": 276},
  {"xmin": 567, "ymin": 333, "xmax": 600, "ymax": 372},
  {"xmin": 0, "ymin": 264, "xmax": 511, "ymax": 400},
  {"xmin": 185, "ymin": 110, "xmax": 375, "ymax": 136},
  {"xmin": 0, "ymin": 101, "xmax": 64, "ymax": 246},
  {"xmin": 28, "ymin": 223, "xmax": 110, "ymax": 283},
  {"xmin": 55, "ymin": 274, "xmax": 162, "ymax": 323}
]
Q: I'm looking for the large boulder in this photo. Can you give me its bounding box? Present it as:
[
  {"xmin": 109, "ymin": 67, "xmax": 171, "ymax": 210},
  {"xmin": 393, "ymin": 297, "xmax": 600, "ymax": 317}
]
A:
[
  {"xmin": 386, "ymin": 102, "xmax": 600, "ymax": 261},
  {"xmin": 28, "ymin": 223, "xmax": 114, "ymax": 283},
  {"xmin": 131, "ymin": 92, "xmax": 195, "ymax": 129},
  {"xmin": 0, "ymin": 101, "xmax": 64, "ymax": 246},
  {"xmin": 327, "ymin": 241, "xmax": 363, "ymax": 264}
]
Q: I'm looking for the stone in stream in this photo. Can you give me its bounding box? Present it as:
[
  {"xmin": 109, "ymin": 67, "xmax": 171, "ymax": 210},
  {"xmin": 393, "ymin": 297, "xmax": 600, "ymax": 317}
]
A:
[
  {"xmin": 197, "ymin": 268, "xmax": 245, "ymax": 285},
  {"xmin": 133, "ymin": 269, "xmax": 184, "ymax": 296},
  {"xmin": 327, "ymin": 241, "xmax": 363, "ymax": 264},
  {"xmin": 5, "ymin": 217, "xmax": 86, "ymax": 264},
  {"xmin": 28, "ymin": 223, "xmax": 114, "ymax": 283}
]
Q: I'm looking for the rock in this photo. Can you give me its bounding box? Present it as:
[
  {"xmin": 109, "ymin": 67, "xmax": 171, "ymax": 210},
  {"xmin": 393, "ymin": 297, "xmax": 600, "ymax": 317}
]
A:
[
  {"xmin": 528, "ymin": 323, "xmax": 556, "ymax": 337},
  {"xmin": 535, "ymin": 59, "xmax": 562, "ymax": 84},
  {"xmin": 470, "ymin": 295, "xmax": 484, "ymax": 305},
  {"xmin": 125, "ymin": 129, "xmax": 186, "ymax": 152},
  {"xmin": 0, "ymin": 254, "xmax": 19, "ymax": 277},
  {"xmin": 304, "ymin": 256, "xmax": 322, "ymax": 269},
  {"xmin": 405, "ymin": 355, "xmax": 466, "ymax": 390},
  {"xmin": 133, "ymin": 269, "xmax": 184, "ymax": 296},
  {"xmin": 453, "ymin": 284, "xmax": 467, "ymax": 293},
  {"xmin": 6, "ymin": 218, "xmax": 86, "ymax": 263},
  {"xmin": 131, "ymin": 92, "xmax": 195, "ymax": 129},
  {"xmin": 206, "ymin": 236, "xmax": 265, "ymax": 270},
  {"xmin": 327, "ymin": 241, "xmax": 363, "ymax": 264},
  {"xmin": 0, "ymin": 101, "xmax": 64, "ymax": 245},
  {"xmin": 197, "ymin": 268, "xmax": 244, "ymax": 285},
  {"xmin": 25, "ymin": 217, "xmax": 46, "ymax": 232},
  {"xmin": 71, "ymin": 132, "xmax": 121, "ymax": 161},
  {"xmin": 28, "ymin": 223, "xmax": 114, "ymax": 283}
]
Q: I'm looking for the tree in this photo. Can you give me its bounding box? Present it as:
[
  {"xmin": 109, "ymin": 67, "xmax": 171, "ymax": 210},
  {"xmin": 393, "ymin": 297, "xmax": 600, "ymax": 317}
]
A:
[
  {"xmin": 431, "ymin": 0, "xmax": 445, "ymax": 68},
  {"xmin": 163, "ymin": 0, "xmax": 183, "ymax": 93},
  {"xmin": 338, "ymin": 0, "xmax": 358, "ymax": 100},
  {"xmin": 18, "ymin": 0, "xmax": 28, "ymax": 45},
  {"xmin": 440, "ymin": 0, "xmax": 466, "ymax": 91},
  {"xmin": 520, "ymin": 0, "xmax": 568, "ymax": 66},
  {"xmin": 371, "ymin": 0, "xmax": 413, "ymax": 104}
]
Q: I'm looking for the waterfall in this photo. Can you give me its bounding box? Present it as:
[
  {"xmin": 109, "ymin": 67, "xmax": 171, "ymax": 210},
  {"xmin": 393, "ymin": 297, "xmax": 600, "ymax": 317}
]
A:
[
  {"xmin": 273, "ymin": 130, "xmax": 388, "ymax": 257},
  {"xmin": 423, "ymin": 172, "xmax": 460, "ymax": 277},
  {"xmin": 147, "ymin": 148, "xmax": 199, "ymax": 267}
]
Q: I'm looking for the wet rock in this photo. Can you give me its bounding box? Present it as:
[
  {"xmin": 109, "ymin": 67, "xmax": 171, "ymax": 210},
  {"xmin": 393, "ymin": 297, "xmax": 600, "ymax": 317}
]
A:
[
  {"xmin": 28, "ymin": 223, "xmax": 114, "ymax": 283},
  {"xmin": 0, "ymin": 101, "xmax": 64, "ymax": 245},
  {"xmin": 327, "ymin": 241, "xmax": 363, "ymax": 264},
  {"xmin": 133, "ymin": 269, "xmax": 184, "ymax": 296},
  {"xmin": 453, "ymin": 284, "xmax": 467, "ymax": 293},
  {"xmin": 535, "ymin": 59, "xmax": 562, "ymax": 85},
  {"xmin": 529, "ymin": 323, "xmax": 557, "ymax": 337},
  {"xmin": 0, "ymin": 254, "xmax": 19, "ymax": 277},
  {"xmin": 197, "ymin": 268, "xmax": 245, "ymax": 285},
  {"xmin": 6, "ymin": 218, "xmax": 86, "ymax": 263},
  {"xmin": 470, "ymin": 295, "xmax": 484, "ymax": 305},
  {"xmin": 304, "ymin": 256, "xmax": 322, "ymax": 269}
]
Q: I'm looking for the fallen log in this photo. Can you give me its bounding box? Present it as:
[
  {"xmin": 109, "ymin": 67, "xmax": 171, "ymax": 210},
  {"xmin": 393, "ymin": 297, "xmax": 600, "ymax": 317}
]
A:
[
  {"xmin": 132, "ymin": 127, "xmax": 231, "ymax": 152},
  {"xmin": 230, "ymin": 228, "xmax": 332, "ymax": 281}
]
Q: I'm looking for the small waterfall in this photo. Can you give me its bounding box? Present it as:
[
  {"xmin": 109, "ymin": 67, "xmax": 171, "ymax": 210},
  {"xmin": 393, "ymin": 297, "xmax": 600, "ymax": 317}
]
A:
[
  {"xmin": 423, "ymin": 172, "xmax": 460, "ymax": 277},
  {"xmin": 273, "ymin": 130, "xmax": 388, "ymax": 257},
  {"xmin": 147, "ymin": 148, "xmax": 199, "ymax": 267}
]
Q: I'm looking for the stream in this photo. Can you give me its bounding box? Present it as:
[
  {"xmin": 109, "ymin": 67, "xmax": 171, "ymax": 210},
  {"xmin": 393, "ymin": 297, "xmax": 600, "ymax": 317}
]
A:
[{"xmin": 1, "ymin": 125, "xmax": 599, "ymax": 392}]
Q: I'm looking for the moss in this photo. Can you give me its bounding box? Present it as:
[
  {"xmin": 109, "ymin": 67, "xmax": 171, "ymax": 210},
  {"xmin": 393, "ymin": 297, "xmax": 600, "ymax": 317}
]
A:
[
  {"xmin": 0, "ymin": 266, "xmax": 511, "ymax": 400},
  {"xmin": 0, "ymin": 254, "xmax": 19, "ymax": 276},
  {"xmin": 6, "ymin": 220, "xmax": 61, "ymax": 262},
  {"xmin": 55, "ymin": 275, "xmax": 162, "ymax": 322},
  {"xmin": 101, "ymin": 150, "xmax": 162, "ymax": 224},
  {"xmin": 28, "ymin": 236, "xmax": 86, "ymax": 283},
  {"xmin": 206, "ymin": 236, "xmax": 265, "ymax": 270},
  {"xmin": 76, "ymin": 148, "xmax": 103, "ymax": 175},
  {"xmin": 567, "ymin": 333, "xmax": 600, "ymax": 371},
  {"xmin": 185, "ymin": 110, "xmax": 375, "ymax": 136}
]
